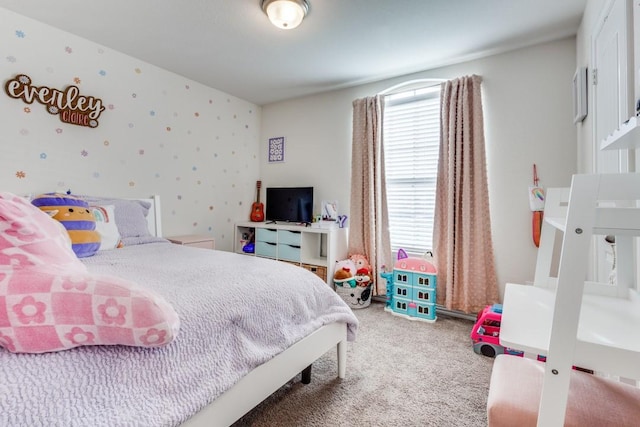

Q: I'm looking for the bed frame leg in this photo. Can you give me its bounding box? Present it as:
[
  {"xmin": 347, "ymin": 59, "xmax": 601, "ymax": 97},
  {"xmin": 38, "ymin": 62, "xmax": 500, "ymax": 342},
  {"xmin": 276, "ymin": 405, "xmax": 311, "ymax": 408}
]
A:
[
  {"xmin": 337, "ymin": 340, "xmax": 346, "ymax": 379},
  {"xmin": 301, "ymin": 365, "xmax": 312, "ymax": 384}
]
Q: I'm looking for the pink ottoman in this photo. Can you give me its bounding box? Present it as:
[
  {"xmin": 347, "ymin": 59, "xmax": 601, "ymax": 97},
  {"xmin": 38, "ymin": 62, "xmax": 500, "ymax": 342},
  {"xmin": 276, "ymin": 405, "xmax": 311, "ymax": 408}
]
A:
[{"xmin": 487, "ymin": 355, "xmax": 640, "ymax": 427}]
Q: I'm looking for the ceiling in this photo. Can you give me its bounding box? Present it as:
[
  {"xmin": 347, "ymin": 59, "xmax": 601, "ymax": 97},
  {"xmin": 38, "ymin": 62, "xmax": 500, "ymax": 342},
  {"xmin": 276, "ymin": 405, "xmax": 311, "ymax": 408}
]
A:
[{"xmin": 0, "ymin": 0, "xmax": 586, "ymax": 105}]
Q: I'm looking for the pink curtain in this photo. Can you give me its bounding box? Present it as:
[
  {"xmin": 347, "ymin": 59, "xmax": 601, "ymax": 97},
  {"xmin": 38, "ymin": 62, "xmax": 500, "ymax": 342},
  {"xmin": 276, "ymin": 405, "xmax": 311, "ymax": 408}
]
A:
[
  {"xmin": 349, "ymin": 96, "xmax": 392, "ymax": 295},
  {"xmin": 433, "ymin": 75, "xmax": 500, "ymax": 313}
]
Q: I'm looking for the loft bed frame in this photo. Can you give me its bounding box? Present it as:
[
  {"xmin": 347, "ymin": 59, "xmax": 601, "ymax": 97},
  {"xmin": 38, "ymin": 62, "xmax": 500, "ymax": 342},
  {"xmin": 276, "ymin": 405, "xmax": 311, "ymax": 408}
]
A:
[{"xmin": 139, "ymin": 196, "xmax": 349, "ymax": 426}]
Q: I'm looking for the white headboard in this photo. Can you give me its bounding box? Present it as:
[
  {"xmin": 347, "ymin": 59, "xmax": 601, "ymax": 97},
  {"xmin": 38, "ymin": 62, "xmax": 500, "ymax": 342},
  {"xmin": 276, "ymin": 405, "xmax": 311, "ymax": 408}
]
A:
[
  {"xmin": 144, "ymin": 195, "xmax": 162, "ymax": 237},
  {"xmin": 125, "ymin": 195, "xmax": 162, "ymax": 238},
  {"xmin": 21, "ymin": 193, "xmax": 163, "ymax": 238}
]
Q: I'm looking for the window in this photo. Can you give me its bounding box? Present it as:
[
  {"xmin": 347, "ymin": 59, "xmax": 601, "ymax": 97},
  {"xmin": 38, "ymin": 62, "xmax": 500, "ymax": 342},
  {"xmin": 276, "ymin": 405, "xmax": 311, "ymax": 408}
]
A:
[
  {"xmin": 396, "ymin": 273, "xmax": 408, "ymax": 283},
  {"xmin": 383, "ymin": 85, "xmax": 441, "ymax": 256}
]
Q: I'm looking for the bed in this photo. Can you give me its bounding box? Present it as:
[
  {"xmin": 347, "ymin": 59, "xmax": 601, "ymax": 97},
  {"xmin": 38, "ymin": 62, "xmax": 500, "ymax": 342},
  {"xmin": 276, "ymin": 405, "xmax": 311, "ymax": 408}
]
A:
[{"xmin": 0, "ymin": 195, "xmax": 358, "ymax": 427}]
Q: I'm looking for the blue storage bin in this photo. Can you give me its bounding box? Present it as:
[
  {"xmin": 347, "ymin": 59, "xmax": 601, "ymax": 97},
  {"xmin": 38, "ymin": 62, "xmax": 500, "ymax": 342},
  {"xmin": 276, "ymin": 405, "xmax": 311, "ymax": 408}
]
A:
[
  {"xmin": 277, "ymin": 229, "xmax": 301, "ymax": 245},
  {"xmin": 255, "ymin": 241, "xmax": 277, "ymax": 258},
  {"xmin": 278, "ymin": 243, "xmax": 301, "ymax": 262},
  {"xmin": 256, "ymin": 228, "xmax": 277, "ymax": 243}
]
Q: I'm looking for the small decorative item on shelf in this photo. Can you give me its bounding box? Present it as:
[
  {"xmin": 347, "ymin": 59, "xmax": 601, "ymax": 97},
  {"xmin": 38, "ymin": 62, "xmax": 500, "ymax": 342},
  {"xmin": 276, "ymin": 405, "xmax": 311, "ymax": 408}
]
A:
[
  {"xmin": 311, "ymin": 200, "xmax": 340, "ymax": 229},
  {"xmin": 321, "ymin": 200, "xmax": 338, "ymax": 221},
  {"xmin": 241, "ymin": 230, "xmax": 255, "ymax": 254},
  {"xmin": 381, "ymin": 249, "xmax": 437, "ymax": 322}
]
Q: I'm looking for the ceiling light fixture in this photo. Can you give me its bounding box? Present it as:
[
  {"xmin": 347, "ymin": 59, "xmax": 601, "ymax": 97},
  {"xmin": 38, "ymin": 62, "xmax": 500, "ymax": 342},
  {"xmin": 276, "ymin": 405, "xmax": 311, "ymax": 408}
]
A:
[{"xmin": 261, "ymin": 0, "xmax": 309, "ymax": 30}]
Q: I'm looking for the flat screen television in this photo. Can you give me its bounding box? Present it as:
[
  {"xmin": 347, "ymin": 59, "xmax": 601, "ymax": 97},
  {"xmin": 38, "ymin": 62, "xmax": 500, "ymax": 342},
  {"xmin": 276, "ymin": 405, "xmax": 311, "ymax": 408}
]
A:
[{"xmin": 265, "ymin": 187, "xmax": 313, "ymax": 224}]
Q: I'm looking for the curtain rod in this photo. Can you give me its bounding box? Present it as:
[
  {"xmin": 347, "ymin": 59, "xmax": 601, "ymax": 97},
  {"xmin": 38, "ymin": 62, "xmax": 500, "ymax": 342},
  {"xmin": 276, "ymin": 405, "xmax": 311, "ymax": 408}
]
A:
[{"xmin": 378, "ymin": 78, "xmax": 446, "ymax": 96}]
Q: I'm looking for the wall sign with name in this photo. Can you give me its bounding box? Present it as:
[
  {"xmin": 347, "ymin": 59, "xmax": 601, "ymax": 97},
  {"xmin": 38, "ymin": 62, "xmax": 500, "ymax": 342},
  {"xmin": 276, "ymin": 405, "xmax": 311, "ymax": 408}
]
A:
[{"xmin": 4, "ymin": 74, "xmax": 105, "ymax": 128}]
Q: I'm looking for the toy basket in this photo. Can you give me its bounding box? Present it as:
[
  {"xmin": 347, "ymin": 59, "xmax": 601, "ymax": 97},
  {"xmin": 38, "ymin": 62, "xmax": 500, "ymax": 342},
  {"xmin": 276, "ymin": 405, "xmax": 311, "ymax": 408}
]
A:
[{"xmin": 334, "ymin": 278, "xmax": 372, "ymax": 309}]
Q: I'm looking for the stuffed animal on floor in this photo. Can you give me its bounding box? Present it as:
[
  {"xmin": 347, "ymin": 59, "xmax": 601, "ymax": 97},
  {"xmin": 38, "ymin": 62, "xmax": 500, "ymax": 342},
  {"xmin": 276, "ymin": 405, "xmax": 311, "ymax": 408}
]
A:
[
  {"xmin": 333, "ymin": 258, "xmax": 356, "ymax": 288},
  {"xmin": 350, "ymin": 253, "xmax": 371, "ymax": 274},
  {"xmin": 354, "ymin": 268, "xmax": 372, "ymax": 287},
  {"xmin": 0, "ymin": 192, "xmax": 180, "ymax": 353},
  {"xmin": 31, "ymin": 193, "xmax": 101, "ymax": 258},
  {"xmin": 350, "ymin": 254, "xmax": 373, "ymax": 287}
]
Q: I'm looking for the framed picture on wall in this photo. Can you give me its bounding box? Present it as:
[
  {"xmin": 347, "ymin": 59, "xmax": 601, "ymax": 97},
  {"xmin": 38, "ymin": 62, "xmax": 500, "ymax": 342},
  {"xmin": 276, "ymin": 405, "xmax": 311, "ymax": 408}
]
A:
[
  {"xmin": 268, "ymin": 137, "xmax": 285, "ymax": 163},
  {"xmin": 573, "ymin": 66, "xmax": 588, "ymax": 124}
]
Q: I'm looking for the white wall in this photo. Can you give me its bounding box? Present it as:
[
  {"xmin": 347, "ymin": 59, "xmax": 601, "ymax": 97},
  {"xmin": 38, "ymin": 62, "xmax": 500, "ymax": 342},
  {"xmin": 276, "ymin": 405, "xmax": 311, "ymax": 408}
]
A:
[
  {"xmin": 576, "ymin": 0, "xmax": 640, "ymax": 174},
  {"xmin": 1, "ymin": 6, "xmax": 579, "ymax": 291},
  {"xmin": 0, "ymin": 8, "xmax": 261, "ymax": 251},
  {"xmin": 575, "ymin": 0, "xmax": 602, "ymax": 173},
  {"xmin": 261, "ymin": 37, "xmax": 578, "ymax": 299}
]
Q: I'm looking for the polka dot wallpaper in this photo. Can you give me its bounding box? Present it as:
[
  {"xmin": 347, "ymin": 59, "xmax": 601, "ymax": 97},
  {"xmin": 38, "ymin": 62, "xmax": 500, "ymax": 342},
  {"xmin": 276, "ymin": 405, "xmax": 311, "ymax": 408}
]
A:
[{"xmin": 0, "ymin": 9, "xmax": 261, "ymax": 251}]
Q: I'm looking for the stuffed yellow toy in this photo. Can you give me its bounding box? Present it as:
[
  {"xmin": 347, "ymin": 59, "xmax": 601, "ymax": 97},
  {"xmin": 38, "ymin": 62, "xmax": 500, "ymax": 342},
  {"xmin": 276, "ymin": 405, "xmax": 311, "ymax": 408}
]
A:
[{"xmin": 31, "ymin": 193, "xmax": 101, "ymax": 258}]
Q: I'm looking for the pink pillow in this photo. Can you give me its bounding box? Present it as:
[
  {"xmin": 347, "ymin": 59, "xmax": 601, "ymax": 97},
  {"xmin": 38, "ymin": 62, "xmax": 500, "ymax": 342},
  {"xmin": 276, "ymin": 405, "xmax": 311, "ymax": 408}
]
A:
[{"xmin": 0, "ymin": 192, "xmax": 179, "ymax": 353}]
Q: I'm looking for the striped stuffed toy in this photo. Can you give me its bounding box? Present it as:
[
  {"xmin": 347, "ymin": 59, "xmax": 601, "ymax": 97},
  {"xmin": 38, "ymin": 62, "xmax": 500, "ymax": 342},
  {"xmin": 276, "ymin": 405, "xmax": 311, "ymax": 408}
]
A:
[{"xmin": 31, "ymin": 193, "xmax": 101, "ymax": 258}]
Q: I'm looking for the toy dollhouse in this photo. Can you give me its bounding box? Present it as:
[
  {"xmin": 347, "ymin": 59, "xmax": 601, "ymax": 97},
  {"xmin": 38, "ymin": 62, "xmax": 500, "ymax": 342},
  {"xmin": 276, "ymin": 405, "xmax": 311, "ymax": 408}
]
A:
[{"xmin": 381, "ymin": 249, "xmax": 437, "ymax": 322}]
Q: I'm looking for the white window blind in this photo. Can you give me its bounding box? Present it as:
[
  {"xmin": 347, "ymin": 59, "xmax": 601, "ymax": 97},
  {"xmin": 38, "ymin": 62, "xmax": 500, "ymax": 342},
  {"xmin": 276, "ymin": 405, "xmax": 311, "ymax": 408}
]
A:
[{"xmin": 383, "ymin": 86, "xmax": 440, "ymax": 256}]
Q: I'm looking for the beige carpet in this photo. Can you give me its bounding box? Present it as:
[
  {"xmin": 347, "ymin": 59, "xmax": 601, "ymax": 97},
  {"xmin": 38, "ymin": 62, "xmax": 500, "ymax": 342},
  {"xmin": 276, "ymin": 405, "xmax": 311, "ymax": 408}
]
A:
[{"xmin": 233, "ymin": 302, "xmax": 495, "ymax": 426}]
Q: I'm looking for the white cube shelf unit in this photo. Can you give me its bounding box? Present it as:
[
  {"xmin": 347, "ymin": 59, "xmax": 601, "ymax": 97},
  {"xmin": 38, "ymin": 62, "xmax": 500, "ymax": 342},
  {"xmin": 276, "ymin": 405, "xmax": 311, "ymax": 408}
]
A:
[{"xmin": 234, "ymin": 221, "xmax": 348, "ymax": 287}]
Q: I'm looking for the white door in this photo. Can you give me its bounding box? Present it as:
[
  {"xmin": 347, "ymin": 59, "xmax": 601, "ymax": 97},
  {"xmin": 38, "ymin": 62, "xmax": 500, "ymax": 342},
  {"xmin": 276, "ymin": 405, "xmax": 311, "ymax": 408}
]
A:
[{"xmin": 592, "ymin": 0, "xmax": 632, "ymax": 282}]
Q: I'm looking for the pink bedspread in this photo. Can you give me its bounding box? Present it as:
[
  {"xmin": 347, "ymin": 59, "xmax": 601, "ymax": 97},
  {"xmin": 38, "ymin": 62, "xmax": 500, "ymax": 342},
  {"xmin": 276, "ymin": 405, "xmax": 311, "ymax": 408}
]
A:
[{"xmin": 0, "ymin": 242, "xmax": 358, "ymax": 426}]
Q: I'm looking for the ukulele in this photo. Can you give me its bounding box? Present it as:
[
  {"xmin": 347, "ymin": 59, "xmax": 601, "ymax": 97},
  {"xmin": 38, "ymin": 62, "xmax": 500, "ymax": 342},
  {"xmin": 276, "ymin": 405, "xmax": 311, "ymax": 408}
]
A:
[{"xmin": 250, "ymin": 180, "xmax": 265, "ymax": 222}]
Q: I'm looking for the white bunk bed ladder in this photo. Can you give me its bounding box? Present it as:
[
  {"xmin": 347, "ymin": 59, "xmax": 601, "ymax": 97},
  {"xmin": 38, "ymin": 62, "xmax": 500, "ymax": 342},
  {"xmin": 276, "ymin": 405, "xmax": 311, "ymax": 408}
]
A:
[
  {"xmin": 532, "ymin": 187, "xmax": 569, "ymax": 289},
  {"xmin": 537, "ymin": 173, "xmax": 640, "ymax": 427}
]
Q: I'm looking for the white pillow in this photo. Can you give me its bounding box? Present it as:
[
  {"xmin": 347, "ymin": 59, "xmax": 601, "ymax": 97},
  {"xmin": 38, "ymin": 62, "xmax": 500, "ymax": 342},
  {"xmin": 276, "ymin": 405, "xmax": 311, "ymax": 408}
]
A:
[{"xmin": 91, "ymin": 205, "xmax": 121, "ymax": 250}]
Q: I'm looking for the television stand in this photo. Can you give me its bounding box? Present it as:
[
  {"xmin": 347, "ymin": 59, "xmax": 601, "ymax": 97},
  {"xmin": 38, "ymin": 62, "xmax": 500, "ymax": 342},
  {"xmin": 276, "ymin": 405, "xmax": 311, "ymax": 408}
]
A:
[{"xmin": 234, "ymin": 221, "xmax": 348, "ymax": 287}]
